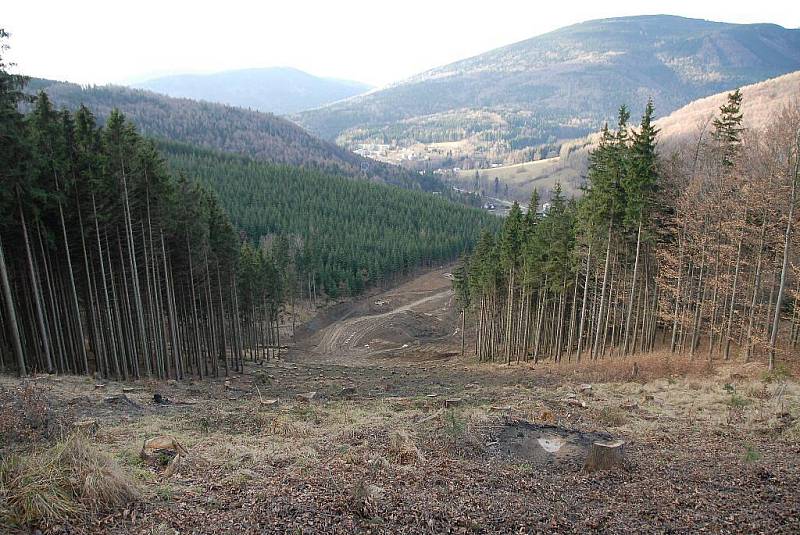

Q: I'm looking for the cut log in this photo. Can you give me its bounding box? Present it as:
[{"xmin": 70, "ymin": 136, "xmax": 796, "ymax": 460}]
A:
[{"xmin": 584, "ymin": 439, "xmax": 625, "ymax": 472}]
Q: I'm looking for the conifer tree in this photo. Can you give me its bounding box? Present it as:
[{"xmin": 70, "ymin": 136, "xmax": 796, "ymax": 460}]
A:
[{"xmin": 713, "ymin": 89, "xmax": 744, "ymax": 167}]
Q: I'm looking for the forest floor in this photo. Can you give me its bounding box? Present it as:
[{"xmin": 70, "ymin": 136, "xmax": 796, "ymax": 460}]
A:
[{"xmin": 2, "ymin": 269, "xmax": 800, "ymax": 534}]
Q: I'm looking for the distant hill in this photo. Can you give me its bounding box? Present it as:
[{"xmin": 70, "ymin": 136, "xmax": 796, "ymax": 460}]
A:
[
  {"xmin": 296, "ymin": 15, "xmax": 800, "ymax": 168},
  {"xmin": 26, "ymin": 79, "xmax": 455, "ymax": 194},
  {"xmin": 133, "ymin": 67, "xmax": 371, "ymax": 114},
  {"xmin": 450, "ymin": 70, "xmax": 800, "ymax": 204},
  {"xmin": 655, "ymin": 70, "xmax": 800, "ymax": 147}
]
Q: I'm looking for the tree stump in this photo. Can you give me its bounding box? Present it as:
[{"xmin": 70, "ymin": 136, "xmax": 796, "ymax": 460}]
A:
[{"xmin": 584, "ymin": 439, "xmax": 625, "ymax": 472}]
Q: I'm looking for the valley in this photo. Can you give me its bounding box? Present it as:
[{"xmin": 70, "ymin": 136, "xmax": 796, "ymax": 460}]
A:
[{"xmin": 2, "ymin": 9, "xmax": 800, "ymax": 535}]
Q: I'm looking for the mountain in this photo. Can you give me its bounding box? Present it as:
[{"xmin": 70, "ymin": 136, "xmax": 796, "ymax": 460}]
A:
[
  {"xmin": 133, "ymin": 67, "xmax": 371, "ymax": 114},
  {"xmin": 655, "ymin": 69, "xmax": 800, "ymax": 146},
  {"xmin": 25, "ymin": 79, "xmax": 456, "ymax": 194},
  {"xmin": 449, "ymin": 70, "xmax": 800, "ymax": 204},
  {"xmin": 295, "ymin": 15, "xmax": 800, "ymax": 168}
]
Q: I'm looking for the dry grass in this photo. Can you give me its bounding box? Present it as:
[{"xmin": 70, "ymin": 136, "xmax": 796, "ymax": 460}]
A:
[
  {"xmin": 550, "ymin": 351, "xmax": 716, "ymax": 383},
  {"xmin": 387, "ymin": 429, "xmax": 424, "ymax": 464},
  {"xmin": 0, "ymin": 434, "xmax": 139, "ymax": 530}
]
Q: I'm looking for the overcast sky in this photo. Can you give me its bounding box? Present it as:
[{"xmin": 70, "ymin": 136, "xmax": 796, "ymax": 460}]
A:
[{"xmin": 4, "ymin": 0, "xmax": 800, "ymax": 87}]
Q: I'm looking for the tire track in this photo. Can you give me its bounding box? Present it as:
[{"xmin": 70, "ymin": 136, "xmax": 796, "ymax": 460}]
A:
[{"xmin": 315, "ymin": 289, "xmax": 453, "ymax": 358}]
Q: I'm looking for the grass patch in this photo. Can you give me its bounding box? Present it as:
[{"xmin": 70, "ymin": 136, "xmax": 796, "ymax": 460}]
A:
[
  {"xmin": 727, "ymin": 394, "xmax": 751, "ymax": 408},
  {"xmin": 155, "ymin": 484, "xmax": 174, "ymax": 501},
  {"xmin": 594, "ymin": 407, "xmax": 629, "ymax": 427},
  {"xmin": 0, "ymin": 435, "xmax": 139, "ymax": 529},
  {"xmin": 743, "ymin": 445, "xmax": 761, "ymax": 463}
]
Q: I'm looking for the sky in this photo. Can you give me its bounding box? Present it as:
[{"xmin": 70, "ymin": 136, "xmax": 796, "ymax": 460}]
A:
[{"xmin": 4, "ymin": 0, "xmax": 800, "ymax": 88}]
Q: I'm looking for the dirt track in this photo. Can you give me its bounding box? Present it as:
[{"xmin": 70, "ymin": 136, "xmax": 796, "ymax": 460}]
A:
[{"xmin": 297, "ymin": 267, "xmax": 461, "ymax": 365}]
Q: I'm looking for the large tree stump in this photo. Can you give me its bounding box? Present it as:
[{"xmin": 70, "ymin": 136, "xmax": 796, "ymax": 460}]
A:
[{"xmin": 584, "ymin": 439, "xmax": 625, "ymax": 472}]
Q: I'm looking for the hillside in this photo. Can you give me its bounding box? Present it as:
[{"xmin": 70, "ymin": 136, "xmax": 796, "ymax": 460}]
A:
[
  {"xmin": 450, "ymin": 70, "xmax": 800, "ymax": 203},
  {"xmin": 296, "ymin": 15, "xmax": 800, "ymax": 167},
  {"xmin": 656, "ymin": 69, "xmax": 800, "ymax": 146},
  {"xmin": 159, "ymin": 140, "xmax": 499, "ymax": 296},
  {"xmin": 24, "ymin": 79, "xmax": 450, "ymax": 193},
  {"xmin": 134, "ymin": 67, "xmax": 371, "ymax": 114}
]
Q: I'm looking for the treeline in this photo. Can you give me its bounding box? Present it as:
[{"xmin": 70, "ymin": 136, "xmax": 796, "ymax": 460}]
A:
[
  {"xmin": 161, "ymin": 141, "xmax": 499, "ymax": 298},
  {"xmin": 27, "ymin": 78, "xmax": 473, "ymax": 201},
  {"xmin": 0, "ymin": 59, "xmax": 287, "ymax": 377},
  {"xmin": 456, "ymin": 92, "xmax": 800, "ymax": 369}
]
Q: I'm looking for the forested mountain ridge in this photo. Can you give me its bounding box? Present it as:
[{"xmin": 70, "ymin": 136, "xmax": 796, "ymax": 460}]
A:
[
  {"xmin": 24, "ymin": 78, "xmax": 456, "ymax": 194},
  {"xmin": 296, "ymin": 15, "xmax": 800, "ymax": 167},
  {"xmin": 134, "ymin": 67, "xmax": 371, "ymax": 115},
  {"xmin": 449, "ymin": 69, "xmax": 800, "ymax": 204}
]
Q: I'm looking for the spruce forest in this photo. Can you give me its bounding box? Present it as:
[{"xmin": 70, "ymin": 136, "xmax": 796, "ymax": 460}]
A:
[
  {"xmin": 456, "ymin": 96, "xmax": 800, "ymax": 371},
  {"xmin": 0, "ymin": 48, "xmax": 496, "ymax": 378},
  {"xmin": 2, "ymin": 12, "xmax": 800, "ymax": 535}
]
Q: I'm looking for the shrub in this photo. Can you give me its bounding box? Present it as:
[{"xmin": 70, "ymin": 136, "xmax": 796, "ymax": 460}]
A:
[
  {"xmin": 727, "ymin": 394, "xmax": 751, "ymax": 408},
  {"xmin": 763, "ymin": 364, "xmax": 792, "ymax": 383},
  {"xmin": 444, "ymin": 410, "xmax": 466, "ymax": 438},
  {"xmin": 0, "ymin": 383, "xmax": 72, "ymax": 445}
]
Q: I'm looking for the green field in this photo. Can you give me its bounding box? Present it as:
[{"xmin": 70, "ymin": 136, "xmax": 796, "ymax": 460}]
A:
[{"xmin": 453, "ymin": 152, "xmax": 586, "ymax": 204}]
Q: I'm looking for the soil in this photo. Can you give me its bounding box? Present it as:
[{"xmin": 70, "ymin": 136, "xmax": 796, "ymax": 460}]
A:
[{"xmin": 296, "ymin": 267, "xmax": 459, "ymax": 366}]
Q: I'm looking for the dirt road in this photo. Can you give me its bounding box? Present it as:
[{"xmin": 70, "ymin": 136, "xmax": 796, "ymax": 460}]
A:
[{"xmin": 296, "ymin": 267, "xmax": 461, "ymax": 365}]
